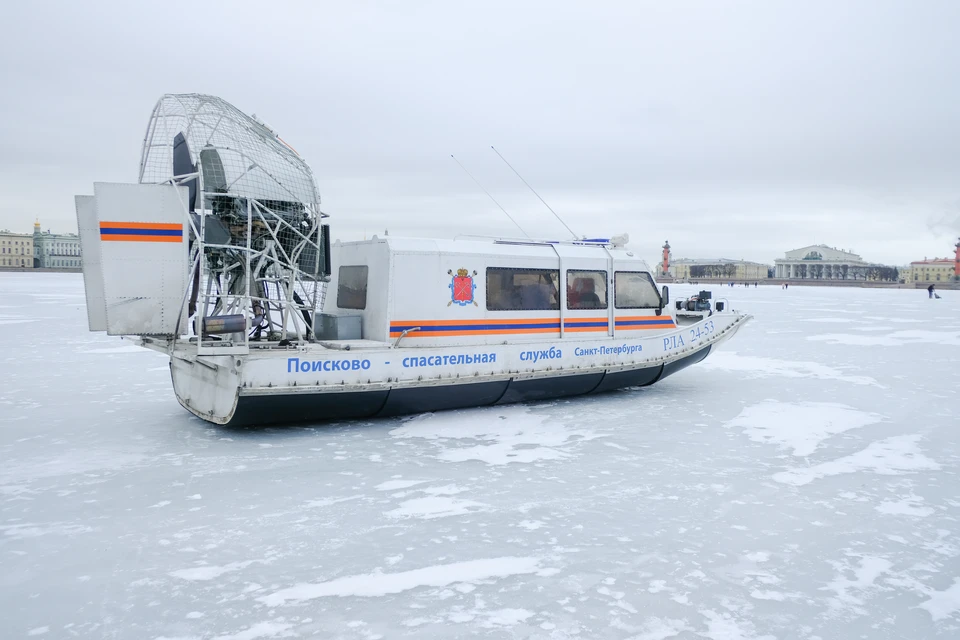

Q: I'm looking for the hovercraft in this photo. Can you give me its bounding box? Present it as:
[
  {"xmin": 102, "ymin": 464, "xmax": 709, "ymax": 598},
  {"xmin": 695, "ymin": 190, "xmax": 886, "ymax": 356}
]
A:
[{"xmin": 75, "ymin": 94, "xmax": 751, "ymax": 426}]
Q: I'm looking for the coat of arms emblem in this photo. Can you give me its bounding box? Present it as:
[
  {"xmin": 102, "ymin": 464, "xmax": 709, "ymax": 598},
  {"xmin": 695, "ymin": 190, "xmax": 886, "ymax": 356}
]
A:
[{"xmin": 448, "ymin": 268, "xmax": 478, "ymax": 306}]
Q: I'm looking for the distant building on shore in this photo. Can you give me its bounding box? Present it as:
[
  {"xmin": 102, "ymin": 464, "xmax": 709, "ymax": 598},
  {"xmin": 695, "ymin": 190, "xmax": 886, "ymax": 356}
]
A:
[
  {"xmin": 33, "ymin": 221, "xmax": 81, "ymax": 270},
  {"xmin": 905, "ymin": 256, "xmax": 957, "ymax": 284},
  {"xmin": 0, "ymin": 229, "xmax": 35, "ymax": 269},
  {"xmin": 908, "ymin": 238, "xmax": 960, "ymax": 284},
  {"xmin": 774, "ymin": 245, "xmax": 867, "ymax": 280},
  {"xmin": 671, "ymin": 258, "xmax": 771, "ymax": 281},
  {"xmin": 773, "ymin": 244, "xmax": 900, "ymax": 281}
]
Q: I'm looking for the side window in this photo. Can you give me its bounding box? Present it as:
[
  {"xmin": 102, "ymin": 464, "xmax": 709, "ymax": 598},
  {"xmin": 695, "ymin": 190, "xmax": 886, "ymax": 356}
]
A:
[
  {"xmin": 337, "ymin": 265, "xmax": 369, "ymax": 310},
  {"xmin": 487, "ymin": 267, "xmax": 560, "ymax": 311},
  {"xmin": 566, "ymin": 270, "xmax": 607, "ymax": 309},
  {"xmin": 615, "ymin": 271, "xmax": 662, "ymax": 309}
]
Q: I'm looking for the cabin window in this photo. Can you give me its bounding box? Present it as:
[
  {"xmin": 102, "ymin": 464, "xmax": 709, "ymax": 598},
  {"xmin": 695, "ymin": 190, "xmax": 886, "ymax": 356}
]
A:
[
  {"xmin": 566, "ymin": 270, "xmax": 607, "ymax": 309},
  {"xmin": 614, "ymin": 271, "xmax": 661, "ymax": 309},
  {"xmin": 486, "ymin": 267, "xmax": 560, "ymax": 311},
  {"xmin": 337, "ymin": 265, "xmax": 369, "ymax": 310}
]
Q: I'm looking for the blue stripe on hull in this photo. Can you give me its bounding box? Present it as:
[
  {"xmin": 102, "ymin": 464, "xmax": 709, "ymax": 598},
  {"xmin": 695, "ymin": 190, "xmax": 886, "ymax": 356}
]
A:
[
  {"xmin": 390, "ymin": 322, "xmax": 561, "ymax": 332},
  {"xmin": 615, "ymin": 319, "xmax": 675, "ymax": 327},
  {"xmin": 99, "ymin": 228, "xmax": 183, "ymax": 236}
]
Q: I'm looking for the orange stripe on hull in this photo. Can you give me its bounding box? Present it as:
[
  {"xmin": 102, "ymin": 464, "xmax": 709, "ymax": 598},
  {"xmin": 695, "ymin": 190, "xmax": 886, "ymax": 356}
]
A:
[
  {"xmin": 392, "ymin": 318, "xmax": 556, "ymax": 327},
  {"xmin": 389, "ymin": 328, "xmax": 560, "ymax": 338},
  {"xmin": 391, "ymin": 316, "xmax": 656, "ymax": 328},
  {"xmin": 617, "ymin": 325, "xmax": 675, "ymax": 330},
  {"xmin": 99, "ymin": 221, "xmax": 183, "ymax": 230},
  {"xmin": 100, "ymin": 235, "xmax": 183, "ymax": 243},
  {"xmin": 388, "ymin": 326, "xmax": 677, "ymax": 337}
]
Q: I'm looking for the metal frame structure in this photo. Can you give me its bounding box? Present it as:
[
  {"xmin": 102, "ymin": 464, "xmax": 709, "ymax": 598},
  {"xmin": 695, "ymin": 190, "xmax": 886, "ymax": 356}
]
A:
[{"xmin": 138, "ymin": 94, "xmax": 329, "ymax": 355}]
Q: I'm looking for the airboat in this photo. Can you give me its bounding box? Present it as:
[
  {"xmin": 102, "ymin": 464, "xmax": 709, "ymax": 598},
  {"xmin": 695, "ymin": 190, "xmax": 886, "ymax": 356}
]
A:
[{"xmin": 75, "ymin": 94, "xmax": 751, "ymax": 426}]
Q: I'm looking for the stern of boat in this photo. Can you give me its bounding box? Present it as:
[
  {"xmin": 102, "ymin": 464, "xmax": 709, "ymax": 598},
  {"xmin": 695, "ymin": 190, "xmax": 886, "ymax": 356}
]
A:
[{"xmin": 169, "ymin": 353, "xmax": 242, "ymax": 425}]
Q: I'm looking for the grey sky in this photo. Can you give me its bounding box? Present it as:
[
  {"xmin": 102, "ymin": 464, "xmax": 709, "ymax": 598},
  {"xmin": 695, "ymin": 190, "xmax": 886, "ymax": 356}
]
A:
[{"xmin": 2, "ymin": 0, "xmax": 959, "ymax": 266}]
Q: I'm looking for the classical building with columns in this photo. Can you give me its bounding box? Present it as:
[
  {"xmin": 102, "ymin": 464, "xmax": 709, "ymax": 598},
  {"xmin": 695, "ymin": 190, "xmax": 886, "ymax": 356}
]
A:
[
  {"xmin": 33, "ymin": 220, "xmax": 82, "ymax": 269},
  {"xmin": 774, "ymin": 245, "xmax": 880, "ymax": 280},
  {"xmin": 671, "ymin": 258, "xmax": 771, "ymax": 280}
]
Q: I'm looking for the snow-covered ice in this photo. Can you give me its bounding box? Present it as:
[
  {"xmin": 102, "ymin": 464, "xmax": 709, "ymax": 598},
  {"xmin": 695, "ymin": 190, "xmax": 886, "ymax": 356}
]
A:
[
  {"xmin": 724, "ymin": 401, "xmax": 884, "ymax": 456},
  {"xmin": 773, "ymin": 434, "xmax": 941, "ymax": 486},
  {"xmin": 2, "ymin": 274, "xmax": 959, "ymax": 639},
  {"xmin": 259, "ymin": 556, "xmax": 544, "ymax": 605}
]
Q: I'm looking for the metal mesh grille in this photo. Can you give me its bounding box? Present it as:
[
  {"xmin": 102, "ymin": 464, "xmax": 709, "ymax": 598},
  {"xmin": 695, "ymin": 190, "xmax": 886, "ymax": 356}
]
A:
[
  {"xmin": 139, "ymin": 94, "xmax": 320, "ymax": 207},
  {"xmin": 138, "ymin": 94, "xmax": 329, "ymax": 346}
]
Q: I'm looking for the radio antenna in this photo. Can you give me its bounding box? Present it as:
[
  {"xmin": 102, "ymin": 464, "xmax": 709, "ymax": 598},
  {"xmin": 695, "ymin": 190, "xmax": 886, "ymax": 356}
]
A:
[
  {"xmin": 490, "ymin": 145, "xmax": 579, "ymax": 240},
  {"xmin": 450, "ymin": 154, "xmax": 530, "ymax": 238}
]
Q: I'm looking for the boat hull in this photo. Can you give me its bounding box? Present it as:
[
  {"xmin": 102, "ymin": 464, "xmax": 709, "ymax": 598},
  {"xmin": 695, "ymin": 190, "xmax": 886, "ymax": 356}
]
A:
[
  {"xmin": 225, "ymin": 347, "xmax": 709, "ymax": 426},
  {"xmin": 167, "ymin": 312, "xmax": 749, "ymax": 426}
]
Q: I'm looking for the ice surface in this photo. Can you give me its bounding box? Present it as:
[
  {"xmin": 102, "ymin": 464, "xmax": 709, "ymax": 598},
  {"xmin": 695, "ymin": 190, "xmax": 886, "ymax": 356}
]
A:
[
  {"xmin": 374, "ymin": 479, "xmax": 426, "ymax": 491},
  {"xmin": 2, "ymin": 274, "xmax": 959, "ymax": 638},
  {"xmin": 259, "ymin": 556, "xmax": 543, "ymax": 605},
  {"xmin": 724, "ymin": 401, "xmax": 884, "ymax": 456},
  {"xmin": 699, "ymin": 351, "xmax": 879, "ymax": 386},
  {"xmin": 920, "ymin": 579, "xmax": 960, "ymax": 622},
  {"xmin": 385, "ymin": 494, "xmax": 487, "ymax": 519},
  {"xmin": 773, "ymin": 435, "xmax": 941, "ymax": 486},
  {"xmin": 808, "ymin": 329, "xmax": 960, "ymax": 346},
  {"xmin": 389, "ymin": 404, "xmax": 602, "ymax": 465},
  {"xmin": 170, "ymin": 561, "xmax": 258, "ymax": 582},
  {"xmin": 875, "ymin": 496, "xmax": 935, "ymax": 518}
]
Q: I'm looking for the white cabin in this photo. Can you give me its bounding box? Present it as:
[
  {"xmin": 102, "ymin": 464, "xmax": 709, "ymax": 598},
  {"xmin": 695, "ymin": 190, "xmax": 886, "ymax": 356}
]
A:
[{"xmin": 321, "ymin": 236, "xmax": 673, "ymax": 347}]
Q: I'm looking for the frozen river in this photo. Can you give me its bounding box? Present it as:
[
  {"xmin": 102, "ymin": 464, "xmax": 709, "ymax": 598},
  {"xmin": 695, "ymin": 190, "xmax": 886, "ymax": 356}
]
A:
[{"xmin": 2, "ymin": 273, "xmax": 958, "ymax": 639}]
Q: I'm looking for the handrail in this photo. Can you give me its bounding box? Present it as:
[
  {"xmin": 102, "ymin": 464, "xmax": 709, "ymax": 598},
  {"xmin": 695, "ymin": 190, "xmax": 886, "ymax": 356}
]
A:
[{"xmin": 393, "ymin": 327, "xmax": 420, "ymax": 348}]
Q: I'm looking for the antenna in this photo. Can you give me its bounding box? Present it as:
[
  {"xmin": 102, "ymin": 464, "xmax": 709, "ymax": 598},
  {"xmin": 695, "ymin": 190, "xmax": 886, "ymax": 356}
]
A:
[
  {"xmin": 491, "ymin": 145, "xmax": 579, "ymax": 240},
  {"xmin": 450, "ymin": 154, "xmax": 530, "ymax": 238}
]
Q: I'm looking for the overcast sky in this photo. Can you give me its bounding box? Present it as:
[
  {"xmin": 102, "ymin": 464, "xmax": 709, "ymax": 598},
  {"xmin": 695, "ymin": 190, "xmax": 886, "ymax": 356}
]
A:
[{"xmin": 2, "ymin": 0, "xmax": 960, "ymax": 266}]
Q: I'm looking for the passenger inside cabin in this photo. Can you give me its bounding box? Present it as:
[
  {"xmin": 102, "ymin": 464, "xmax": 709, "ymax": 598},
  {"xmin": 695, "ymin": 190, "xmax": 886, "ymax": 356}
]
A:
[
  {"xmin": 492, "ymin": 272, "xmax": 522, "ymax": 309},
  {"xmin": 569, "ymin": 277, "xmax": 601, "ymax": 308},
  {"xmin": 539, "ymin": 274, "xmax": 560, "ymax": 309},
  {"xmin": 487, "ymin": 269, "xmax": 560, "ymax": 310},
  {"xmin": 520, "ymin": 283, "xmax": 552, "ymax": 309}
]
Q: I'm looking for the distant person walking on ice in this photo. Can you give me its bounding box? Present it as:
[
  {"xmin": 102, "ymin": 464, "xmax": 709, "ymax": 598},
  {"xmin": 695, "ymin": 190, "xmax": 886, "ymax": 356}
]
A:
[{"xmin": 928, "ymin": 284, "xmax": 935, "ymax": 298}]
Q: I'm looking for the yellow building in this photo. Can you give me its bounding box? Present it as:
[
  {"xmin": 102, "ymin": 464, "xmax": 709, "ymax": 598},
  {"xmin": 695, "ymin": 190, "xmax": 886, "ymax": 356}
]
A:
[
  {"xmin": 0, "ymin": 230, "xmax": 34, "ymax": 269},
  {"xmin": 906, "ymin": 258, "xmax": 955, "ymax": 284},
  {"xmin": 671, "ymin": 258, "xmax": 770, "ymax": 281}
]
